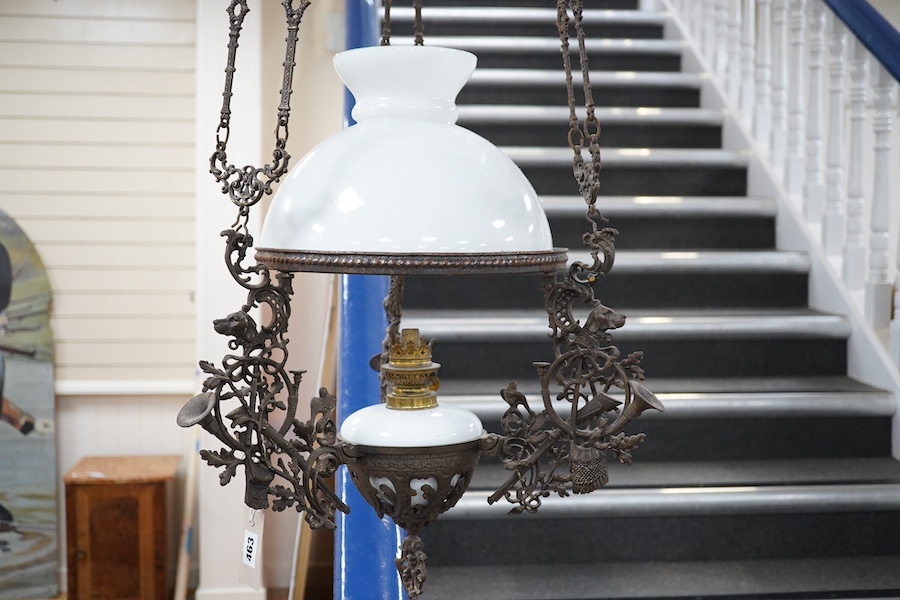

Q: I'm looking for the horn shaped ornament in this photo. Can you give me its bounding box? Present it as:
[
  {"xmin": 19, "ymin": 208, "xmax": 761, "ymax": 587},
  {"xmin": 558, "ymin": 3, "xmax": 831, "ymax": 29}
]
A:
[{"xmin": 604, "ymin": 381, "xmax": 666, "ymax": 437}]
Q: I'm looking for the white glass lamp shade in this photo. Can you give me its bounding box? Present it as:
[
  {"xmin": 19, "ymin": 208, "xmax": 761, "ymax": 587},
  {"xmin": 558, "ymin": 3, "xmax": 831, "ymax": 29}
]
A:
[
  {"xmin": 257, "ymin": 45, "xmax": 564, "ymax": 275},
  {"xmin": 339, "ymin": 403, "xmax": 483, "ymax": 448}
]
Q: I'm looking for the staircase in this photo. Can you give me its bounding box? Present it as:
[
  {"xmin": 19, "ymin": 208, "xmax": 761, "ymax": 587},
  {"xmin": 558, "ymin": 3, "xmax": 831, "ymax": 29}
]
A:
[{"xmin": 384, "ymin": 0, "xmax": 900, "ymax": 598}]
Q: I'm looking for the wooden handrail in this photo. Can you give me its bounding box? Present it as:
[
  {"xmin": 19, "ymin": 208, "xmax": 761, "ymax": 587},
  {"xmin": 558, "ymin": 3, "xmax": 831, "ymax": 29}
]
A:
[{"xmin": 824, "ymin": 0, "xmax": 900, "ymax": 82}]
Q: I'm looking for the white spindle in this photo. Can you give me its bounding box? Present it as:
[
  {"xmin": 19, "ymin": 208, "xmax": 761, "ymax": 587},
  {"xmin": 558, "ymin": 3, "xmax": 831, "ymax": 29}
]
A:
[
  {"xmin": 675, "ymin": 0, "xmax": 688, "ymax": 33},
  {"xmin": 785, "ymin": 0, "xmax": 807, "ymax": 195},
  {"xmin": 771, "ymin": 0, "xmax": 789, "ymax": 169},
  {"xmin": 693, "ymin": 1, "xmax": 706, "ymax": 48},
  {"xmin": 755, "ymin": 0, "xmax": 773, "ymax": 148},
  {"xmin": 741, "ymin": 0, "xmax": 757, "ymax": 122},
  {"xmin": 803, "ymin": 0, "xmax": 826, "ymax": 222},
  {"xmin": 822, "ymin": 13, "xmax": 846, "ymax": 255},
  {"xmin": 842, "ymin": 38, "xmax": 868, "ymax": 290},
  {"xmin": 727, "ymin": 1, "xmax": 743, "ymax": 103},
  {"xmin": 703, "ymin": 0, "xmax": 717, "ymax": 65},
  {"xmin": 866, "ymin": 64, "xmax": 896, "ymax": 328},
  {"xmin": 716, "ymin": 0, "xmax": 730, "ymax": 76}
]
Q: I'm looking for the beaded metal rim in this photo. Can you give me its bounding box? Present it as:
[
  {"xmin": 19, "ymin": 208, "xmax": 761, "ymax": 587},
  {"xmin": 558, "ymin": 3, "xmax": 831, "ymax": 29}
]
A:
[{"xmin": 255, "ymin": 247, "xmax": 569, "ymax": 275}]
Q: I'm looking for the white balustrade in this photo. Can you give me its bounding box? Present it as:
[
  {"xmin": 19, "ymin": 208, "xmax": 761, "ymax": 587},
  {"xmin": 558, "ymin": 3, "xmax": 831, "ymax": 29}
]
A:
[
  {"xmin": 822, "ymin": 12, "xmax": 846, "ymax": 255},
  {"xmin": 667, "ymin": 0, "xmax": 900, "ymax": 348}
]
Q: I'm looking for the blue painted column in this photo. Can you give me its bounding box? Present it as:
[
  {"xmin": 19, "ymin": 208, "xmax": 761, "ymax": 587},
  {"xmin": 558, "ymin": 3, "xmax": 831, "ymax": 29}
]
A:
[{"xmin": 334, "ymin": 1, "xmax": 406, "ymax": 599}]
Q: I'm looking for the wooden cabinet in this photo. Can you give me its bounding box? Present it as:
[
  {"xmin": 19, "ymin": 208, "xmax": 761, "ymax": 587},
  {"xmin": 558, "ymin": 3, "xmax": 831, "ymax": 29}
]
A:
[{"xmin": 65, "ymin": 455, "xmax": 180, "ymax": 600}]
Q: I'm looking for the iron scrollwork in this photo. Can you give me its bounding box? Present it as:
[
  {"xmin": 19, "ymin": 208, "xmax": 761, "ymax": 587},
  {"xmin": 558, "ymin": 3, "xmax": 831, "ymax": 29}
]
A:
[
  {"xmin": 486, "ymin": 228, "xmax": 663, "ymax": 514},
  {"xmin": 179, "ymin": 218, "xmax": 349, "ymax": 528},
  {"xmin": 179, "ymin": 0, "xmax": 350, "ymax": 532},
  {"xmin": 483, "ymin": 0, "xmax": 664, "ymax": 516}
]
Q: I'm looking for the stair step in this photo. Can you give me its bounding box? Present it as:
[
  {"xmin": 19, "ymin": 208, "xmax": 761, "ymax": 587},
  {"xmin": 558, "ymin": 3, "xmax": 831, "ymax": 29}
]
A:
[
  {"xmin": 392, "ymin": 37, "xmax": 683, "ymax": 54},
  {"xmin": 546, "ymin": 196, "xmax": 778, "ymax": 249},
  {"xmin": 583, "ymin": 250, "xmax": 809, "ymax": 273},
  {"xmin": 505, "ymin": 147, "xmax": 749, "ymax": 167},
  {"xmin": 450, "ymin": 483, "xmax": 900, "ymax": 520},
  {"xmin": 558, "ymin": 216, "xmax": 775, "ymax": 249},
  {"xmin": 390, "ymin": 0, "xmax": 640, "ymax": 9},
  {"xmin": 391, "ymin": 36, "xmax": 684, "ymax": 70},
  {"xmin": 444, "ymin": 381, "xmax": 895, "ymax": 420},
  {"xmin": 464, "ymin": 458, "xmax": 900, "ymax": 499},
  {"xmin": 386, "ymin": 7, "xmax": 663, "ymax": 38},
  {"xmin": 438, "ymin": 375, "xmax": 894, "ymax": 462},
  {"xmin": 424, "ymin": 556, "xmax": 900, "ymax": 599},
  {"xmin": 403, "ymin": 309, "xmax": 847, "ymax": 380},
  {"xmin": 404, "ymin": 266, "xmax": 807, "ymax": 310},
  {"xmin": 541, "ymin": 195, "xmax": 776, "ymax": 217},
  {"xmin": 463, "ymin": 107, "xmax": 722, "ymax": 147},
  {"xmin": 460, "ymin": 106, "xmax": 725, "ymax": 126},
  {"xmin": 461, "ymin": 70, "xmax": 703, "ymax": 107},
  {"xmin": 439, "ymin": 374, "xmax": 887, "ymax": 396},
  {"xmin": 501, "ymin": 147, "xmax": 748, "ymax": 196},
  {"xmin": 469, "ymin": 69, "xmax": 704, "ymax": 88},
  {"xmin": 404, "ymin": 309, "xmax": 848, "ymax": 341},
  {"xmin": 599, "ymin": 458, "xmax": 900, "ymax": 488},
  {"xmin": 420, "ymin": 486, "xmax": 900, "ymax": 563}
]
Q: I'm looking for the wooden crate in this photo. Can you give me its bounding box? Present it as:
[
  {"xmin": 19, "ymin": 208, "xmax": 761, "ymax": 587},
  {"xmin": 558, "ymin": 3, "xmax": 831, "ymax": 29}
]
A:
[{"xmin": 65, "ymin": 455, "xmax": 180, "ymax": 600}]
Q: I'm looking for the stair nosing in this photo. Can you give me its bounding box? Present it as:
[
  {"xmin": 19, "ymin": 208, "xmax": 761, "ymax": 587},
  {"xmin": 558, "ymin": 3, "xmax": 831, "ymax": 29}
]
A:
[
  {"xmin": 384, "ymin": 7, "xmax": 669, "ymax": 25},
  {"xmin": 503, "ymin": 146, "xmax": 750, "ymax": 167},
  {"xmin": 402, "ymin": 310, "xmax": 852, "ymax": 341},
  {"xmin": 459, "ymin": 105, "xmax": 725, "ymax": 125},
  {"xmin": 575, "ymin": 249, "xmax": 810, "ymax": 274},
  {"xmin": 469, "ymin": 69, "xmax": 706, "ymax": 87},
  {"xmin": 540, "ymin": 195, "xmax": 776, "ymax": 217},
  {"xmin": 445, "ymin": 390, "xmax": 896, "ymax": 419},
  {"xmin": 445, "ymin": 483, "xmax": 900, "ymax": 520},
  {"xmin": 389, "ymin": 36, "xmax": 685, "ymax": 54}
]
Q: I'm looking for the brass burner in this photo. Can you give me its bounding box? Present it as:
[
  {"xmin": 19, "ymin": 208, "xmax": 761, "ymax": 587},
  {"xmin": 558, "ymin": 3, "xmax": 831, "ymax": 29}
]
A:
[{"xmin": 382, "ymin": 329, "xmax": 440, "ymax": 410}]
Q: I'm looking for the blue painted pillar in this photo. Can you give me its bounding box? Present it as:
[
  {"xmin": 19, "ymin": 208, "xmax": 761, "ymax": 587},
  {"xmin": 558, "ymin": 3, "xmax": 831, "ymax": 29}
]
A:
[
  {"xmin": 335, "ymin": 275, "xmax": 404, "ymax": 600},
  {"xmin": 334, "ymin": 2, "xmax": 406, "ymax": 599}
]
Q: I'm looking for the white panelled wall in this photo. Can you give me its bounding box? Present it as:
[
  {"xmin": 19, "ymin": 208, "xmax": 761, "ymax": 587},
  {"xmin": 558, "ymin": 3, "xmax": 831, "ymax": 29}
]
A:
[
  {"xmin": 0, "ymin": 0, "xmax": 197, "ymax": 386},
  {"xmin": 0, "ymin": 0, "xmax": 342, "ymax": 594}
]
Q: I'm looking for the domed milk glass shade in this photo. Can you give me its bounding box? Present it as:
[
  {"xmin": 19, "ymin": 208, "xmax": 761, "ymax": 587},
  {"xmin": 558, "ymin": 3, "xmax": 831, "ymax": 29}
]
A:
[{"xmin": 257, "ymin": 45, "xmax": 555, "ymax": 272}]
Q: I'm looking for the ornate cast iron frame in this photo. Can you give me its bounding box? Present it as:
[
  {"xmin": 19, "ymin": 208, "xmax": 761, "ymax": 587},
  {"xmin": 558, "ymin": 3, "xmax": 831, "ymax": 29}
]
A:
[{"xmin": 177, "ymin": 1, "xmax": 664, "ymax": 598}]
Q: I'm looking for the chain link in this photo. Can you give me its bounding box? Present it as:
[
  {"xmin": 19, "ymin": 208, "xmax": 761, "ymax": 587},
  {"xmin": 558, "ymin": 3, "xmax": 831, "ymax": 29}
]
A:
[
  {"xmin": 210, "ymin": 0, "xmax": 310, "ymax": 209},
  {"xmin": 381, "ymin": 0, "xmax": 425, "ymax": 46},
  {"xmin": 557, "ymin": 0, "xmax": 602, "ymax": 219},
  {"xmin": 381, "ymin": 1, "xmax": 392, "ymax": 45}
]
